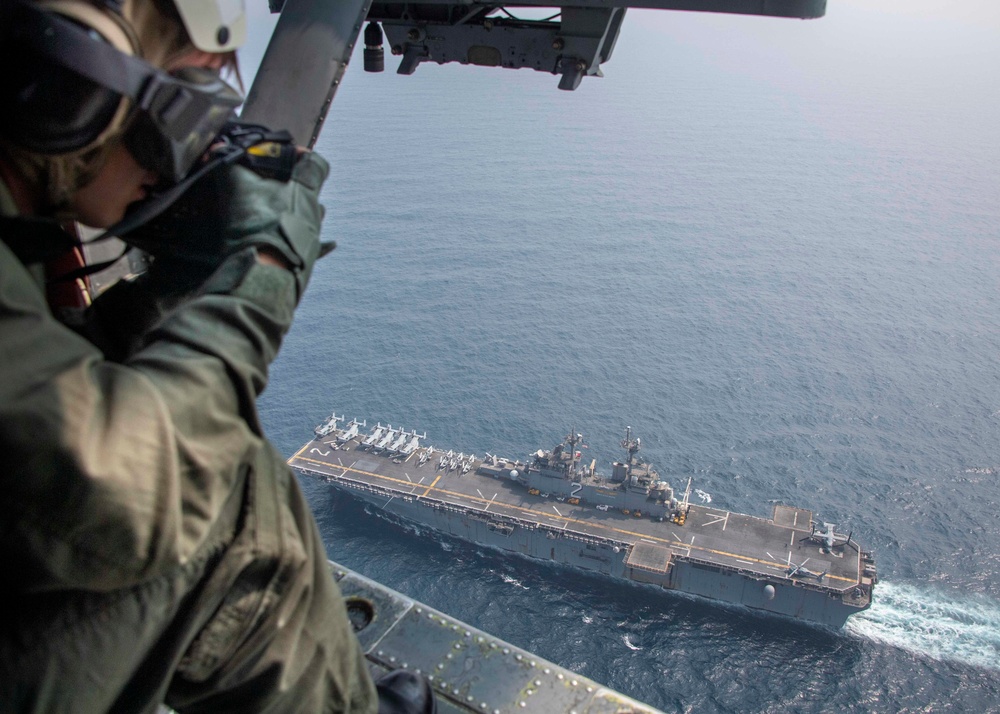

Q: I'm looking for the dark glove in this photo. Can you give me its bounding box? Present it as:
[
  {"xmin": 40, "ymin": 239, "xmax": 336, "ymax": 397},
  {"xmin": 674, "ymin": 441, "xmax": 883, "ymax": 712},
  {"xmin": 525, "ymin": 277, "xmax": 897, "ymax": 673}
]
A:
[{"xmin": 124, "ymin": 151, "xmax": 332, "ymax": 303}]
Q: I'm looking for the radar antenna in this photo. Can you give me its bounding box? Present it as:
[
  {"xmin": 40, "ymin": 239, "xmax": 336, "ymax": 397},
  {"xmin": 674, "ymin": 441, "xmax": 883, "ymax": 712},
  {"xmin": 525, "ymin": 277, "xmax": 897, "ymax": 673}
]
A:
[
  {"xmin": 565, "ymin": 429, "xmax": 584, "ymax": 477},
  {"xmin": 621, "ymin": 426, "xmax": 640, "ymax": 474}
]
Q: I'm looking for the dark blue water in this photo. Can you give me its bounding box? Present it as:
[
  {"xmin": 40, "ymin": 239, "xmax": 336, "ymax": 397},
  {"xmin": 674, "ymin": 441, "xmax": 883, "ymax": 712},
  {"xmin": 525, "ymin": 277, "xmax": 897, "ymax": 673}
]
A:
[{"xmin": 257, "ymin": 7, "xmax": 1000, "ymax": 711}]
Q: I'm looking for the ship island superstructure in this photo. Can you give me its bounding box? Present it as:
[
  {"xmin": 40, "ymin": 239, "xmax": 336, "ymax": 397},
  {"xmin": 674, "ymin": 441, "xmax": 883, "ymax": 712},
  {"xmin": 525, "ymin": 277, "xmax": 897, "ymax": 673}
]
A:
[{"xmin": 293, "ymin": 416, "xmax": 877, "ymax": 627}]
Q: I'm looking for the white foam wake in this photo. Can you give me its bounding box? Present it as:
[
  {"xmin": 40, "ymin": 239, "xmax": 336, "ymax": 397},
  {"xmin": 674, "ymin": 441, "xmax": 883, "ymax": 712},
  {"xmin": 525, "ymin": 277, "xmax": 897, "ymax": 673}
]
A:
[
  {"xmin": 623, "ymin": 634, "xmax": 643, "ymax": 651},
  {"xmin": 845, "ymin": 581, "xmax": 1000, "ymax": 671}
]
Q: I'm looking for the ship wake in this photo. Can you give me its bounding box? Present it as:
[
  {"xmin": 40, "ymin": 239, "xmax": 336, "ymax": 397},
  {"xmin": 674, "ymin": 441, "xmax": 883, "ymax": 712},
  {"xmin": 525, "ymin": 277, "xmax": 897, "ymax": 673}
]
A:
[{"xmin": 845, "ymin": 581, "xmax": 1000, "ymax": 671}]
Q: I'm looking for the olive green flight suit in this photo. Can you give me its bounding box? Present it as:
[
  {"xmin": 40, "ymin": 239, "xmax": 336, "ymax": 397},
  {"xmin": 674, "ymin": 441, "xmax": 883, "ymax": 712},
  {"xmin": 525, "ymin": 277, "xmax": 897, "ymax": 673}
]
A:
[{"xmin": 0, "ymin": 156, "xmax": 376, "ymax": 713}]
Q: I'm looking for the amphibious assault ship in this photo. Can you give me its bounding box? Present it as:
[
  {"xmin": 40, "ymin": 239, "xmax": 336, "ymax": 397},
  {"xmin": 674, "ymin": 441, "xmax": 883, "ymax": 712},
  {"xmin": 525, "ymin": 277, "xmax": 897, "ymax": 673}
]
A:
[{"xmin": 292, "ymin": 417, "xmax": 877, "ymax": 627}]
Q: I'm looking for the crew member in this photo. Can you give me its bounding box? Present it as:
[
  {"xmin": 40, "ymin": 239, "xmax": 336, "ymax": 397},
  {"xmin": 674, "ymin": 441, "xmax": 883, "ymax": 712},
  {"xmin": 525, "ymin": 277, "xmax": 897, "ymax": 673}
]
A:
[{"xmin": 0, "ymin": 1, "xmax": 431, "ymax": 711}]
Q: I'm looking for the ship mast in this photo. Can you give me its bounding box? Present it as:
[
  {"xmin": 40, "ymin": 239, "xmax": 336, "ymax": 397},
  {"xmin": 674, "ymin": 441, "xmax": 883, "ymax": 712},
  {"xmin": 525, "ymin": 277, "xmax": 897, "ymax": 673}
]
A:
[
  {"xmin": 565, "ymin": 429, "xmax": 582, "ymax": 478},
  {"xmin": 621, "ymin": 425, "xmax": 640, "ymax": 476}
]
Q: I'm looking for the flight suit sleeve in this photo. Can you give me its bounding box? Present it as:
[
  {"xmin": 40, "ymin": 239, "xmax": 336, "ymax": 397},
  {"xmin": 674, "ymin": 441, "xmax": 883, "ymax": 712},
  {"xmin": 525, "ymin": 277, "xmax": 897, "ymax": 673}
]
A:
[{"xmin": 0, "ymin": 154, "xmax": 329, "ymax": 593}]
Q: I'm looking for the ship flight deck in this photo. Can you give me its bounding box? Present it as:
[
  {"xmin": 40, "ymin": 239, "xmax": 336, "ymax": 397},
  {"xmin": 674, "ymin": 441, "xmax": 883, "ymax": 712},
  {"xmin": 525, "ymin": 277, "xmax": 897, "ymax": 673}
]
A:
[{"xmin": 290, "ymin": 431, "xmax": 873, "ymax": 612}]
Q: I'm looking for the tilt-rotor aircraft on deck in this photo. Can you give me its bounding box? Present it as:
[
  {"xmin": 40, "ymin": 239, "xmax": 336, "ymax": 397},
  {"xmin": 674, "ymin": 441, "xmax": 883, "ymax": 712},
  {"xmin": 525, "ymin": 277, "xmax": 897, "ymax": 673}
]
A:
[{"xmin": 243, "ymin": 1, "xmax": 845, "ymax": 712}]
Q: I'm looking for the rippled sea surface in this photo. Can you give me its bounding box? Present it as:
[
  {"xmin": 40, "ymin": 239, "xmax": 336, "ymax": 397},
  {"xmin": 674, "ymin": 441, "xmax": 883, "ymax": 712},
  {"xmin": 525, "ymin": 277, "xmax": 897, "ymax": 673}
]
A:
[{"xmin": 258, "ymin": 8, "xmax": 1000, "ymax": 711}]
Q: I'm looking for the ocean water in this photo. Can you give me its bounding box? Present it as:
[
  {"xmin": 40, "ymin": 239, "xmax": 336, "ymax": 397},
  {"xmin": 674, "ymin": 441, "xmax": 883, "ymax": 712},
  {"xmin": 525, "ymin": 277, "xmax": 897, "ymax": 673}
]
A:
[{"xmin": 257, "ymin": 7, "xmax": 1000, "ymax": 712}]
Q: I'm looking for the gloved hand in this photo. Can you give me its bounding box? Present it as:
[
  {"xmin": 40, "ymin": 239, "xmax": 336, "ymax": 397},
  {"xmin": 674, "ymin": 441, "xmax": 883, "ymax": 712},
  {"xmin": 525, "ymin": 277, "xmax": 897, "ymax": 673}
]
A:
[{"xmin": 124, "ymin": 150, "xmax": 332, "ymax": 304}]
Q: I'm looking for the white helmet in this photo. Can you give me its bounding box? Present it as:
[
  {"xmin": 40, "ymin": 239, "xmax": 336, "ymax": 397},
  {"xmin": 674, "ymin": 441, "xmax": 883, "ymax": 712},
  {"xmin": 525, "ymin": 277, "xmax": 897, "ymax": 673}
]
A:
[{"xmin": 172, "ymin": 0, "xmax": 247, "ymax": 53}]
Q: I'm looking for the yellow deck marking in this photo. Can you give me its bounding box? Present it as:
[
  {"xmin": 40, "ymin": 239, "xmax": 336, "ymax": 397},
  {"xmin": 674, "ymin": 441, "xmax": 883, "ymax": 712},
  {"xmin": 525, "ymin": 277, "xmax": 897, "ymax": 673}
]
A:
[
  {"xmin": 421, "ymin": 474, "xmax": 442, "ymax": 498},
  {"xmin": 290, "ymin": 454, "xmax": 858, "ymax": 585}
]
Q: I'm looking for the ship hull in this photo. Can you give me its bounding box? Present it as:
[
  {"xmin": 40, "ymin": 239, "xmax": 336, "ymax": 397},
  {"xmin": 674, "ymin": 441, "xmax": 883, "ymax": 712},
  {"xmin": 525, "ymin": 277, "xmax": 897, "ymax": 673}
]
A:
[{"xmin": 319, "ymin": 474, "xmax": 863, "ymax": 628}]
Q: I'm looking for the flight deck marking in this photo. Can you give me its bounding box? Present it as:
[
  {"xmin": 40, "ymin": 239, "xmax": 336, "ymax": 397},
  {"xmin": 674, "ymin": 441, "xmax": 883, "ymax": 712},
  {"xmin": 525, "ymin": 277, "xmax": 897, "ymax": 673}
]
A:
[
  {"xmin": 421, "ymin": 475, "xmax": 442, "ymax": 498},
  {"xmin": 702, "ymin": 514, "xmax": 728, "ymax": 529},
  {"xmin": 292, "ymin": 454, "xmax": 859, "ymax": 585},
  {"xmin": 476, "ymin": 491, "xmax": 498, "ymax": 512}
]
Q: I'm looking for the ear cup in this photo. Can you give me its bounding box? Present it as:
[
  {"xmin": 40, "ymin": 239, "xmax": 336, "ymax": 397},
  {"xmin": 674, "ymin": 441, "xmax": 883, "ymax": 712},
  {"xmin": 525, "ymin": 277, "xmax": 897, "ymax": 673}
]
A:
[
  {"xmin": 0, "ymin": 1, "xmax": 139, "ymax": 155},
  {"xmin": 0, "ymin": 53, "xmax": 122, "ymax": 154}
]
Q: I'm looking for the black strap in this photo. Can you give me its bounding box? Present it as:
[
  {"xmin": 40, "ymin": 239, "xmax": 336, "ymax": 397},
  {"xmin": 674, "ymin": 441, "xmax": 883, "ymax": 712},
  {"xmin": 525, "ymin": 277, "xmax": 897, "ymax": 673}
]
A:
[
  {"xmin": 8, "ymin": 1, "xmax": 150, "ymax": 103},
  {"xmin": 46, "ymin": 245, "xmax": 132, "ymax": 285},
  {"xmin": 0, "ymin": 215, "xmax": 79, "ymax": 265},
  {"xmin": 0, "ymin": 214, "xmax": 133, "ymax": 284},
  {"xmin": 89, "ymin": 144, "xmax": 243, "ymax": 242}
]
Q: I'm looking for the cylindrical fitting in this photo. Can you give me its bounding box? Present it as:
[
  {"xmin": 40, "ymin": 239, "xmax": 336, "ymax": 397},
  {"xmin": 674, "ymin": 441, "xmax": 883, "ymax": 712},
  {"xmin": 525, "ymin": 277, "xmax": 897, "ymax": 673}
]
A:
[{"xmin": 363, "ymin": 22, "xmax": 384, "ymax": 72}]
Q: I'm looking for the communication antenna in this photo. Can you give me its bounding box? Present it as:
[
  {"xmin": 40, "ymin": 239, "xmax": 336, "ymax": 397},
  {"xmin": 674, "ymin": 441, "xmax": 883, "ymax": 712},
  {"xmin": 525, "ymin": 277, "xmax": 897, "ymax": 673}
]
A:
[
  {"xmin": 621, "ymin": 426, "xmax": 640, "ymax": 473},
  {"xmin": 565, "ymin": 429, "xmax": 583, "ymax": 476}
]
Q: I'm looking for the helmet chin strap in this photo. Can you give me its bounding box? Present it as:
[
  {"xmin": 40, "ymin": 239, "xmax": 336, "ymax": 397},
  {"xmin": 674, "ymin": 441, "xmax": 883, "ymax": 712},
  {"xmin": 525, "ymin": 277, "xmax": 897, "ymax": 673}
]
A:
[
  {"xmin": 47, "ymin": 143, "xmax": 244, "ymax": 285},
  {"xmin": 96, "ymin": 143, "xmax": 244, "ymax": 242},
  {"xmin": 48, "ymin": 118, "xmax": 292, "ymax": 285}
]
